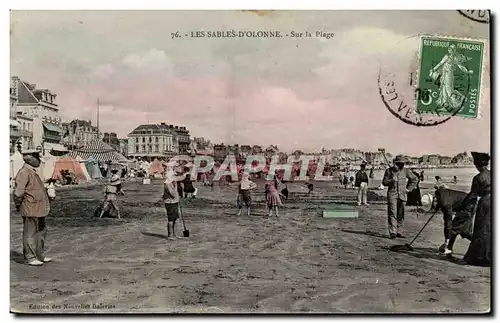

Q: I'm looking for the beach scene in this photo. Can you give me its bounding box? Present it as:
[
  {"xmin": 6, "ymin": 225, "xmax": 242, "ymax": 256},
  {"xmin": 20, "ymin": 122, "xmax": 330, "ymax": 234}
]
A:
[{"xmin": 10, "ymin": 10, "xmax": 490, "ymax": 314}]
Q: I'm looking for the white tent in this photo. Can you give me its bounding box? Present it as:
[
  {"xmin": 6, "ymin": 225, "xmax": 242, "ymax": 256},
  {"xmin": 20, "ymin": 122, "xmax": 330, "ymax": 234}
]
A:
[
  {"xmin": 10, "ymin": 151, "xmax": 24, "ymax": 180},
  {"xmin": 39, "ymin": 154, "xmax": 58, "ymax": 181},
  {"xmin": 74, "ymin": 156, "xmax": 92, "ymax": 181}
]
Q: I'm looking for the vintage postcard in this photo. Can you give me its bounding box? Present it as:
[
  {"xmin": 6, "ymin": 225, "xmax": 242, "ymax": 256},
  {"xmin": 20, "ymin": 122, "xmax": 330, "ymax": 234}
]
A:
[{"xmin": 9, "ymin": 10, "xmax": 490, "ymax": 314}]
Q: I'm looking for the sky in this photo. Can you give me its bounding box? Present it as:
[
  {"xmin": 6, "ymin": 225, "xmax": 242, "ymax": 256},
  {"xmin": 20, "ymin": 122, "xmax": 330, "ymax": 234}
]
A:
[{"xmin": 10, "ymin": 10, "xmax": 490, "ymax": 156}]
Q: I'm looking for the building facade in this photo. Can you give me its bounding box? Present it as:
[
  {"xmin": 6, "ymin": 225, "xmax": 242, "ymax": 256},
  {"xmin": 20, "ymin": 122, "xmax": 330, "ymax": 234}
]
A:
[
  {"xmin": 13, "ymin": 77, "xmax": 66, "ymax": 154},
  {"xmin": 428, "ymin": 154, "xmax": 440, "ymax": 165},
  {"xmin": 127, "ymin": 123, "xmax": 179, "ymax": 158},
  {"xmin": 118, "ymin": 139, "xmax": 129, "ymax": 158},
  {"xmin": 164, "ymin": 125, "xmax": 190, "ymax": 154},
  {"xmin": 10, "ymin": 77, "xmax": 21, "ymax": 153},
  {"xmin": 61, "ymin": 119, "xmax": 100, "ymax": 150},
  {"xmin": 103, "ymin": 132, "xmax": 120, "ymax": 152}
]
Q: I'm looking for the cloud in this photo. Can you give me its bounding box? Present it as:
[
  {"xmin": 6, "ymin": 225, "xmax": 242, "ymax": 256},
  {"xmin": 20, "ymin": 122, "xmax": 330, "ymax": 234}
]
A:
[
  {"xmin": 121, "ymin": 49, "xmax": 172, "ymax": 70},
  {"xmin": 10, "ymin": 10, "xmax": 490, "ymax": 155},
  {"xmin": 89, "ymin": 64, "xmax": 115, "ymax": 79}
]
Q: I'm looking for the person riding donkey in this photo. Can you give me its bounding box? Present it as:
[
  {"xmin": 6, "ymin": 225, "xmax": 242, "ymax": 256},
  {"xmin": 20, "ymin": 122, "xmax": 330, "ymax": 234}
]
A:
[{"xmin": 98, "ymin": 172, "xmax": 124, "ymax": 219}]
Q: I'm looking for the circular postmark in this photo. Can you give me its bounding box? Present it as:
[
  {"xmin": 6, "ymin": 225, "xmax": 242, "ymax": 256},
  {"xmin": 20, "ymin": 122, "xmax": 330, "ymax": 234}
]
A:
[
  {"xmin": 378, "ymin": 35, "xmax": 472, "ymax": 127},
  {"xmin": 457, "ymin": 10, "xmax": 490, "ymax": 24}
]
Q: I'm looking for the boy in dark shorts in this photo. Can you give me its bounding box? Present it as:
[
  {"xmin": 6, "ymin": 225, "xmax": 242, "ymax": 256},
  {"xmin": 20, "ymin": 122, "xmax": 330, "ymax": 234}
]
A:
[{"xmin": 164, "ymin": 172, "xmax": 181, "ymax": 240}]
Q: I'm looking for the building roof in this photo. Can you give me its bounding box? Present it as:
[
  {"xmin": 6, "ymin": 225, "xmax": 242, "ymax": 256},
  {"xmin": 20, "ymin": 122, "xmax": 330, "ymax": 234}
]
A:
[
  {"xmin": 68, "ymin": 119, "xmax": 97, "ymax": 129},
  {"xmin": 129, "ymin": 124, "xmax": 178, "ymax": 136}
]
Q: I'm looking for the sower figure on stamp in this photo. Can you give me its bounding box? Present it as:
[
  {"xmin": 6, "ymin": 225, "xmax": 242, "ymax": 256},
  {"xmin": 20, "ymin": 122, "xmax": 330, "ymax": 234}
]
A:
[
  {"xmin": 382, "ymin": 155, "xmax": 418, "ymax": 239},
  {"xmin": 13, "ymin": 149, "xmax": 52, "ymax": 266}
]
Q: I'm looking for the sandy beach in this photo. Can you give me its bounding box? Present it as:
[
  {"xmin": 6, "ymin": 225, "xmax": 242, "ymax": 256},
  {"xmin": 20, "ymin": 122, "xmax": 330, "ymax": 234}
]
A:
[{"xmin": 10, "ymin": 178, "xmax": 490, "ymax": 313}]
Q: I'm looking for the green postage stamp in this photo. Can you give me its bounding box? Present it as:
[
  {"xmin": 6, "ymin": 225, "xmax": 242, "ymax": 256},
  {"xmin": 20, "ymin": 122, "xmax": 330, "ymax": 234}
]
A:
[{"xmin": 416, "ymin": 36, "xmax": 485, "ymax": 118}]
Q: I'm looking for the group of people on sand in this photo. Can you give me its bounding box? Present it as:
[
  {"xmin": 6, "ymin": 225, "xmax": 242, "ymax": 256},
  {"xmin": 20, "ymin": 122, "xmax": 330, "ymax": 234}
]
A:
[
  {"xmin": 12, "ymin": 146, "xmax": 491, "ymax": 268},
  {"xmin": 379, "ymin": 153, "xmax": 491, "ymax": 267},
  {"xmin": 236, "ymin": 171, "xmax": 285, "ymax": 217}
]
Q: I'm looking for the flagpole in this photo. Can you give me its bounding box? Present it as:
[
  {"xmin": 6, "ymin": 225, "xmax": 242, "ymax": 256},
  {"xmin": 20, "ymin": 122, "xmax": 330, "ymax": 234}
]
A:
[{"xmin": 97, "ymin": 98, "xmax": 100, "ymax": 140}]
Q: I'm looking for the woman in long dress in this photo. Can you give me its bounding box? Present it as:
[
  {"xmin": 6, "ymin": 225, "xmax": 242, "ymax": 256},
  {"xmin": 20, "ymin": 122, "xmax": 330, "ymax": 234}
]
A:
[
  {"xmin": 462, "ymin": 152, "xmax": 491, "ymax": 266},
  {"xmin": 265, "ymin": 177, "xmax": 282, "ymax": 217},
  {"xmin": 430, "ymin": 44, "xmax": 473, "ymax": 112}
]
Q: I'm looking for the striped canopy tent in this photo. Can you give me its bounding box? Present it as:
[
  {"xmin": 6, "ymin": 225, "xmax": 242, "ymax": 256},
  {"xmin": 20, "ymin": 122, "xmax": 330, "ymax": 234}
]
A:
[
  {"xmin": 84, "ymin": 156, "xmax": 103, "ymax": 179},
  {"xmin": 74, "ymin": 156, "xmax": 92, "ymax": 181},
  {"xmin": 70, "ymin": 140, "xmax": 127, "ymax": 163},
  {"xmin": 51, "ymin": 155, "xmax": 88, "ymax": 183}
]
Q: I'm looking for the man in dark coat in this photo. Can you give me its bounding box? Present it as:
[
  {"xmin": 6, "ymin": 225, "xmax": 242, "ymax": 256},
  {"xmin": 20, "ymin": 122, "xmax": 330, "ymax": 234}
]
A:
[
  {"xmin": 382, "ymin": 155, "xmax": 418, "ymax": 239},
  {"xmin": 355, "ymin": 162, "xmax": 369, "ymax": 206}
]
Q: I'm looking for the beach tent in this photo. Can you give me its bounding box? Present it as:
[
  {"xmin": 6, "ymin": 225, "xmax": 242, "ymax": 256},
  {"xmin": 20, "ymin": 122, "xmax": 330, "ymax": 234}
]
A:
[
  {"xmin": 148, "ymin": 158, "xmax": 165, "ymax": 176},
  {"xmin": 85, "ymin": 156, "xmax": 103, "ymax": 179},
  {"xmin": 51, "ymin": 155, "xmax": 88, "ymax": 183},
  {"xmin": 70, "ymin": 140, "xmax": 127, "ymax": 163},
  {"xmin": 10, "ymin": 151, "xmax": 24, "ymax": 180},
  {"xmin": 74, "ymin": 156, "xmax": 92, "ymax": 181},
  {"xmin": 39, "ymin": 154, "xmax": 58, "ymax": 181}
]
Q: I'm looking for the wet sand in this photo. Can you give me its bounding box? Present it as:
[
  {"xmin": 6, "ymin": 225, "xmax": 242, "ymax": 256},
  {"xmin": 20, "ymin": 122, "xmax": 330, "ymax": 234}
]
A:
[{"xmin": 10, "ymin": 179, "xmax": 490, "ymax": 313}]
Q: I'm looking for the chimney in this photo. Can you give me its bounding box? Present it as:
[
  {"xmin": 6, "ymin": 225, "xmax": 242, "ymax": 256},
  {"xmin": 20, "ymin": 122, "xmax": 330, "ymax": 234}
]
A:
[
  {"xmin": 161, "ymin": 122, "xmax": 166, "ymax": 126},
  {"xmin": 175, "ymin": 126, "xmax": 179, "ymax": 129}
]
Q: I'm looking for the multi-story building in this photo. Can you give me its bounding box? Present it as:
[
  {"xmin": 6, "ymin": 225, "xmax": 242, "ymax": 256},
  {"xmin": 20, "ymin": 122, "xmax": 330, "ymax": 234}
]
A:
[
  {"xmin": 162, "ymin": 125, "xmax": 190, "ymax": 154},
  {"xmin": 118, "ymin": 139, "xmax": 128, "ymax": 158},
  {"xmin": 16, "ymin": 113, "xmax": 34, "ymax": 151},
  {"xmin": 439, "ymin": 156, "xmax": 452, "ymax": 165},
  {"xmin": 127, "ymin": 123, "xmax": 179, "ymax": 158},
  {"xmin": 420, "ymin": 155, "xmax": 430, "ymax": 164},
  {"xmin": 61, "ymin": 119, "xmax": 100, "ymax": 150},
  {"xmin": 103, "ymin": 132, "xmax": 120, "ymax": 151},
  {"xmin": 13, "ymin": 76, "xmax": 66, "ymax": 154},
  {"xmin": 428, "ymin": 154, "xmax": 440, "ymax": 165},
  {"xmin": 10, "ymin": 77, "xmax": 21, "ymax": 153},
  {"xmin": 409, "ymin": 157, "xmax": 420, "ymax": 165},
  {"xmin": 191, "ymin": 137, "xmax": 214, "ymax": 156},
  {"xmin": 265, "ymin": 145, "xmax": 279, "ymax": 158},
  {"xmin": 451, "ymin": 152, "xmax": 473, "ymax": 165}
]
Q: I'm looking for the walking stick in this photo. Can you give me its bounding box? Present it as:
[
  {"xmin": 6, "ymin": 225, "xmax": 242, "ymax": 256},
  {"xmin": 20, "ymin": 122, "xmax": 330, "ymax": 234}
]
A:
[
  {"xmin": 178, "ymin": 203, "xmax": 190, "ymax": 237},
  {"xmin": 391, "ymin": 209, "xmax": 440, "ymax": 252}
]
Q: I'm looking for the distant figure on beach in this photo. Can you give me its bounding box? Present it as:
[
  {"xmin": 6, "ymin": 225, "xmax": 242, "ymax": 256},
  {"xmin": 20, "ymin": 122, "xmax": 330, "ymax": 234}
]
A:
[
  {"xmin": 368, "ymin": 163, "xmax": 374, "ymax": 179},
  {"xmin": 265, "ymin": 179, "xmax": 282, "ymax": 217},
  {"xmin": 182, "ymin": 174, "xmax": 197, "ymax": 198},
  {"xmin": 453, "ymin": 176, "xmax": 458, "ymax": 184},
  {"xmin": 382, "ymin": 155, "xmax": 418, "ymax": 239},
  {"xmin": 99, "ymin": 172, "xmax": 124, "ymax": 219},
  {"xmin": 237, "ymin": 174, "xmax": 257, "ymax": 216},
  {"xmin": 434, "ymin": 176, "xmax": 448, "ymax": 190},
  {"xmin": 355, "ymin": 162, "xmax": 369, "ymax": 206},
  {"xmin": 306, "ymin": 182, "xmax": 314, "ymax": 196},
  {"xmin": 163, "ymin": 171, "xmax": 181, "ymax": 240}
]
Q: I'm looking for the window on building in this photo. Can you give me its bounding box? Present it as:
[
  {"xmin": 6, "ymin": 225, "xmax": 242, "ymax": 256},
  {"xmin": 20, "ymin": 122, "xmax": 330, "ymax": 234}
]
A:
[
  {"xmin": 155, "ymin": 144, "xmax": 159, "ymax": 152},
  {"xmin": 136, "ymin": 145, "xmax": 139, "ymax": 152},
  {"xmin": 149, "ymin": 137, "xmax": 152, "ymax": 143},
  {"xmin": 142, "ymin": 144, "xmax": 145, "ymax": 152},
  {"xmin": 155, "ymin": 137, "xmax": 159, "ymax": 143},
  {"xmin": 142, "ymin": 137, "xmax": 145, "ymax": 143}
]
